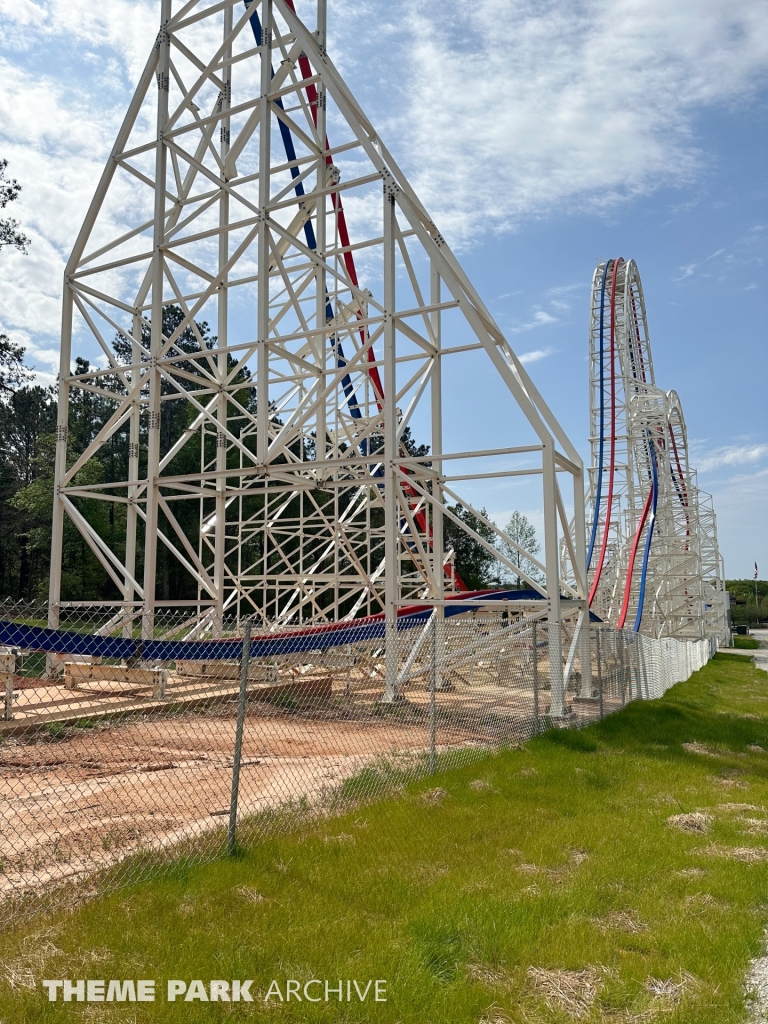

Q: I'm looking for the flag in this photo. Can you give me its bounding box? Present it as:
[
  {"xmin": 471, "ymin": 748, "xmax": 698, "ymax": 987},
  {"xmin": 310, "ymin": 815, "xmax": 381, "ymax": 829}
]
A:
[{"xmin": 756, "ymin": 562, "xmax": 760, "ymax": 580}]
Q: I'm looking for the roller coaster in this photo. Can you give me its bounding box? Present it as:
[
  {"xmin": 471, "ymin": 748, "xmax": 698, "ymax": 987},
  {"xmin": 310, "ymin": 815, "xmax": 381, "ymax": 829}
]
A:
[
  {"xmin": 584, "ymin": 259, "xmax": 727, "ymax": 641},
  {"xmin": 45, "ymin": 0, "xmax": 726, "ymax": 710}
]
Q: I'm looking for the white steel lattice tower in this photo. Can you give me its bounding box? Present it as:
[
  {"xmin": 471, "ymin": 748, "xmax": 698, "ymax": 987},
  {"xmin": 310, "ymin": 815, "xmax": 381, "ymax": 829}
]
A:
[
  {"xmin": 586, "ymin": 258, "xmax": 727, "ymax": 642},
  {"xmin": 49, "ymin": 0, "xmax": 594, "ymax": 705}
]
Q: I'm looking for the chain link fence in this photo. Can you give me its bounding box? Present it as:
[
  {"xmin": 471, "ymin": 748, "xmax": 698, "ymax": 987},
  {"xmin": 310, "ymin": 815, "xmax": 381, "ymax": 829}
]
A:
[{"xmin": 0, "ymin": 599, "xmax": 714, "ymax": 926}]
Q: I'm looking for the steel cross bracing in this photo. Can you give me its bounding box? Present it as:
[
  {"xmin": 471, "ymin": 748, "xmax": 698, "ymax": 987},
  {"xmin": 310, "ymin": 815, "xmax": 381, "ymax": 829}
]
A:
[
  {"xmin": 585, "ymin": 259, "xmax": 727, "ymax": 642},
  {"xmin": 48, "ymin": 0, "xmax": 593, "ymax": 706}
]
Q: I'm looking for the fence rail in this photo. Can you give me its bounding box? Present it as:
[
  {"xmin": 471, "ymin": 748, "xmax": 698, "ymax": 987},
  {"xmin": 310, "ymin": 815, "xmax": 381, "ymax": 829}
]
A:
[{"xmin": 0, "ymin": 599, "xmax": 714, "ymax": 926}]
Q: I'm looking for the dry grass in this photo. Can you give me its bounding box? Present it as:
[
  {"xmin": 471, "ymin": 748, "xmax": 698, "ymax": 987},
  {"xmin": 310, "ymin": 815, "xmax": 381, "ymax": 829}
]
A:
[
  {"xmin": 465, "ymin": 963, "xmax": 514, "ymax": 989},
  {"xmin": 699, "ymin": 844, "xmax": 768, "ymax": 863},
  {"xmin": 666, "ymin": 811, "xmax": 713, "ymax": 833},
  {"xmin": 596, "ymin": 910, "xmax": 648, "ymax": 934},
  {"xmin": 235, "ymin": 885, "xmax": 267, "ymax": 904},
  {"xmin": 644, "ymin": 969, "xmax": 699, "ymax": 1003},
  {"xmin": 513, "ymin": 884, "xmax": 542, "ymax": 900},
  {"xmin": 80, "ymin": 1009, "xmax": 139, "ymax": 1024},
  {"xmin": 1, "ymin": 936, "xmax": 62, "ymax": 991},
  {"xmin": 527, "ymin": 966, "xmax": 603, "ymax": 1019},
  {"xmin": 600, "ymin": 1010, "xmax": 661, "ymax": 1023},
  {"xmin": 477, "ymin": 1006, "xmax": 514, "ymax": 1024},
  {"xmin": 422, "ymin": 787, "xmax": 449, "ymax": 804},
  {"xmin": 682, "ymin": 741, "xmax": 722, "ymax": 757},
  {"xmin": 468, "ymin": 779, "xmax": 497, "ymax": 792},
  {"xmin": 712, "ymin": 776, "xmax": 750, "ymax": 789},
  {"xmin": 740, "ymin": 817, "xmax": 768, "ymax": 835},
  {"xmin": 322, "ymin": 831, "xmax": 355, "ymax": 843}
]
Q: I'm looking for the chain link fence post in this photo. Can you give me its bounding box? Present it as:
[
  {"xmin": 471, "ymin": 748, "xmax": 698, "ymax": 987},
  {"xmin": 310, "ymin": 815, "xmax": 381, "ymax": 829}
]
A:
[
  {"xmin": 429, "ymin": 613, "xmax": 436, "ymax": 775},
  {"xmin": 228, "ymin": 617, "xmax": 252, "ymax": 856},
  {"xmin": 532, "ymin": 620, "xmax": 539, "ymax": 734},
  {"xmin": 618, "ymin": 632, "xmax": 626, "ymax": 706},
  {"xmin": 1, "ymin": 647, "xmax": 16, "ymax": 721},
  {"xmin": 596, "ymin": 628, "xmax": 604, "ymax": 719}
]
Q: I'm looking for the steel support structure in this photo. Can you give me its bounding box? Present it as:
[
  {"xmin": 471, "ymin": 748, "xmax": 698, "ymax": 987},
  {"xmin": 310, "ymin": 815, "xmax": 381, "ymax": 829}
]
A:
[
  {"xmin": 48, "ymin": 0, "xmax": 591, "ymax": 699},
  {"xmin": 585, "ymin": 258, "xmax": 727, "ymax": 642}
]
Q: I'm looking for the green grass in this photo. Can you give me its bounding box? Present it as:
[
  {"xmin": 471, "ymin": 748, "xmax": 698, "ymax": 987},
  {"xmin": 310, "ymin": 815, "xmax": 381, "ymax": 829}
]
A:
[
  {"xmin": 732, "ymin": 635, "xmax": 760, "ymax": 650},
  {"xmin": 3, "ymin": 653, "xmax": 768, "ymax": 1022}
]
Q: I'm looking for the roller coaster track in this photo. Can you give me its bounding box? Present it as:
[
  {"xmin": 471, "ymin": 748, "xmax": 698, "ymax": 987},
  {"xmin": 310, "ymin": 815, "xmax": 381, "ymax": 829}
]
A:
[
  {"xmin": 586, "ymin": 259, "xmax": 727, "ymax": 641},
  {"xmin": 236, "ymin": 0, "xmax": 467, "ymax": 629}
]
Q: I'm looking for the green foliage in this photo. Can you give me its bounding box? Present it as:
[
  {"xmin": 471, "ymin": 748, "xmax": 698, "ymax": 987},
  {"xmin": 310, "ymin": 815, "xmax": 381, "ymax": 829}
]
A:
[
  {"xmin": 0, "ymin": 309, "xmax": 509, "ymax": 609},
  {"xmin": 0, "ymin": 384, "xmax": 57, "ymax": 599},
  {"xmin": 443, "ymin": 503, "xmax": 502, "ymax": 590},
  {"xmin": 498, "ymin": 509, "xmax": 543, "ymax": 587},
  {"xmin": 726, "ymin": 579, "xmax": 768, "ymax": 626},
  {"xmin": 0, "ymin": 158, "xmax": 30, "ymax": 254},
  {"xmin": 2, "ymin": 655, "xmax": 768, "ymax": 1022}
]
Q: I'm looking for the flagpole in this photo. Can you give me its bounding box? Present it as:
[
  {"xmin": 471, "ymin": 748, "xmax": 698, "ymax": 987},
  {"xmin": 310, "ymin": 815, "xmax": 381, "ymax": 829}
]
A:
[{"xmin": 755, "ymin": 563, "xmax": 760, "ymax": 627}]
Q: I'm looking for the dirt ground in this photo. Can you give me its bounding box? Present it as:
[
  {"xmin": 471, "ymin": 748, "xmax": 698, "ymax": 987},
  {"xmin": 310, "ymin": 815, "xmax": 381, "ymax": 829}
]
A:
[
  {"xmin": 0, "ymin": 652, "xmax": 619, "ymax": 902},
  {"xmin": 0, "ymin": 710, "xmax": 476, "ymax": 897}
]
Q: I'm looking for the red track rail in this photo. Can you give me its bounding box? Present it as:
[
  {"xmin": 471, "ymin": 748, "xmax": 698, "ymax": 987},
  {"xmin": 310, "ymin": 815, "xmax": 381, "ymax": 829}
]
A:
[
  {"xmin": 285, "ymin": 6, "xmax": 467, "ymax": 591},
  {"xmin": 588, "ymin": 257, "xmax": 622, "ymax": 606}
]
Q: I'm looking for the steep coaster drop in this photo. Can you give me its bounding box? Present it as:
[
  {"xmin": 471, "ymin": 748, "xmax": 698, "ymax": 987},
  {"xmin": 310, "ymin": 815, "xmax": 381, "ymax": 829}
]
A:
[{"xmin": 584, "ymin": 258, "xmax": 727, "ymax": 642}]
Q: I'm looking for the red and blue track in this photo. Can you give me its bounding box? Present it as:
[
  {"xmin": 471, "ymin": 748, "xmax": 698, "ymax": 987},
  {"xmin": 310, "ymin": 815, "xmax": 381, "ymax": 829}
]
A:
[
  {"xmin": 246, "ymin": 1, "xmax": 468, "ymax": 594},
  {"xmin": 588, "ymin": 259, "xmax": 689, "ymax": 632}
]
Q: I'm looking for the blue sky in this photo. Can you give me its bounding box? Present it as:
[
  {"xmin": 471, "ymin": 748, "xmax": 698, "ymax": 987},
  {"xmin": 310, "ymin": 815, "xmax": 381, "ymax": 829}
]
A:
[{"xmin": 0, "ymin": 0, "xmax": 766, "ymax": 579}]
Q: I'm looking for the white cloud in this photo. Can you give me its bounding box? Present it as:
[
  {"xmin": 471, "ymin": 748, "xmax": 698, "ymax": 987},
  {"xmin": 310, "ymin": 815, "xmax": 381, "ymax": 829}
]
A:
[
  {"xmin": 518, "ymin": 347, "xmax": 553, "ymax": 365},
  {"xmin": 675, "ymin": 263, "xmax": 698, "ymax": 281},
  {"xmin": 510, "ymin": 311, "xmax": 558, "ymax": 334},
  {"xmin": 694, "ymin": 443, "xmax": 768, "ymax": 473},
  {"xmin": 701, "ymin": 466, "xmax": 768, "ymax": 577},
  {"xmin": 379, "ymin": 0, "xmax": 768, "ymax": 242},
  {"xmin": 0, "ymin": 0, "xmax": 156, "ymax": 79},
  {"xmin": 2, "ymin": 0, "xmax": 767, "ymax": 356}
]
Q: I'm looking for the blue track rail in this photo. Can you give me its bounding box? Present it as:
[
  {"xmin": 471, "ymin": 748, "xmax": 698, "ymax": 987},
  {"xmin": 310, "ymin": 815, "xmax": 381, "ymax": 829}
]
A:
[
  {"xmin": 0, "ymin": 591, "xmax": 547, "ymax": 661},
  {"xmin": 245, "ymin": 2, "xmax": 364, "ymax": 422},
  {"xmin": 633, "ymin": 435, "xmax": 658, "ymax": 632},
  {"xmin": 587, "ymin": 260, "xmax": 611, "ymax": 570}
]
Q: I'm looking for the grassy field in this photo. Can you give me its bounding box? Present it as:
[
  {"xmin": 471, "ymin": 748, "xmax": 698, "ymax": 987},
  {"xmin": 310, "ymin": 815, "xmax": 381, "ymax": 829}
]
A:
[
  {"xmin": 732, "ymin": 635, "xmax": 760, "ymax": 650},
  {"xmin": 2, "ymin": 652, "xmax": 768, "ymax": 1023}
]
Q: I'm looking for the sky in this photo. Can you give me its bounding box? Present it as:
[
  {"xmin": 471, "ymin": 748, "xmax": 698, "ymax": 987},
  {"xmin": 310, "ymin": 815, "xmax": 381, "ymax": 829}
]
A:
[{"xmin": 0, "ymin": 0, "xmax": 766, "ymax": 580}]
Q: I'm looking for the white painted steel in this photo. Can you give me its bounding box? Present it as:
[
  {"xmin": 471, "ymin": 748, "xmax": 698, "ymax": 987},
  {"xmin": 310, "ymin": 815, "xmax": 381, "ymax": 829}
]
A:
[
  {"xmin": 48, "ymin": 0, "xmax": 593, "ymax": 699},
  {"xmin": 585, "ymin": 259, "xmax": 728, "ymax": 644}
]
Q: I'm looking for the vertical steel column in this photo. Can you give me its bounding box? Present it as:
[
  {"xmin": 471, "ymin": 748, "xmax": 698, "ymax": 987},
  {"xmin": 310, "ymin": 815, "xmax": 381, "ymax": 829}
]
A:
[
  {"xmin": 123, "ymin": 311, "xmax": 141, "ymax": 633},
  {"xmin": 543, "ymin": 440, "xmax": 564, "ymax": 714},
  {"xmin": 256, "ymin": 1, "xmax": 272, "ymax": 622},
  {"xmin": 141, "ymin": 0, "xmax": 172, "ymax": 640},
  {"xmin": 382, "ymin": 176, "xmax": 399, "ymax": 702},
  {"xmin": 256, "ymin": 0, "xmax": 272, "ymax": 466},
  {"xmin": 214, "ymin": 5, "xmax": 234, "ymax": 634},
  {"xmin": 315, "ymin": 0, "xmax": 327, "ymax": 465},
  {"xmin": 47, "ymin": 282, "xmax": 73, "ymax": 632},
  {"xmin": 573, "ymin": 468, "xmax": 593, "ymax": 698},
  {"xmin": 430, "ymin": 263, "xmax": 444, "ymax": 690}
]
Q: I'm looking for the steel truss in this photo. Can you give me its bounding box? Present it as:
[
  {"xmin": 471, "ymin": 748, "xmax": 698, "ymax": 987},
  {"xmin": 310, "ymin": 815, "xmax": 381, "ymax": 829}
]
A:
[
  {"xmin": 585, "ymin": 259, "xmax": 727, "ymax": 642},
  {"xmin": 49, "ymin": 0, "xmax": 593, "ymax": 706}
]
